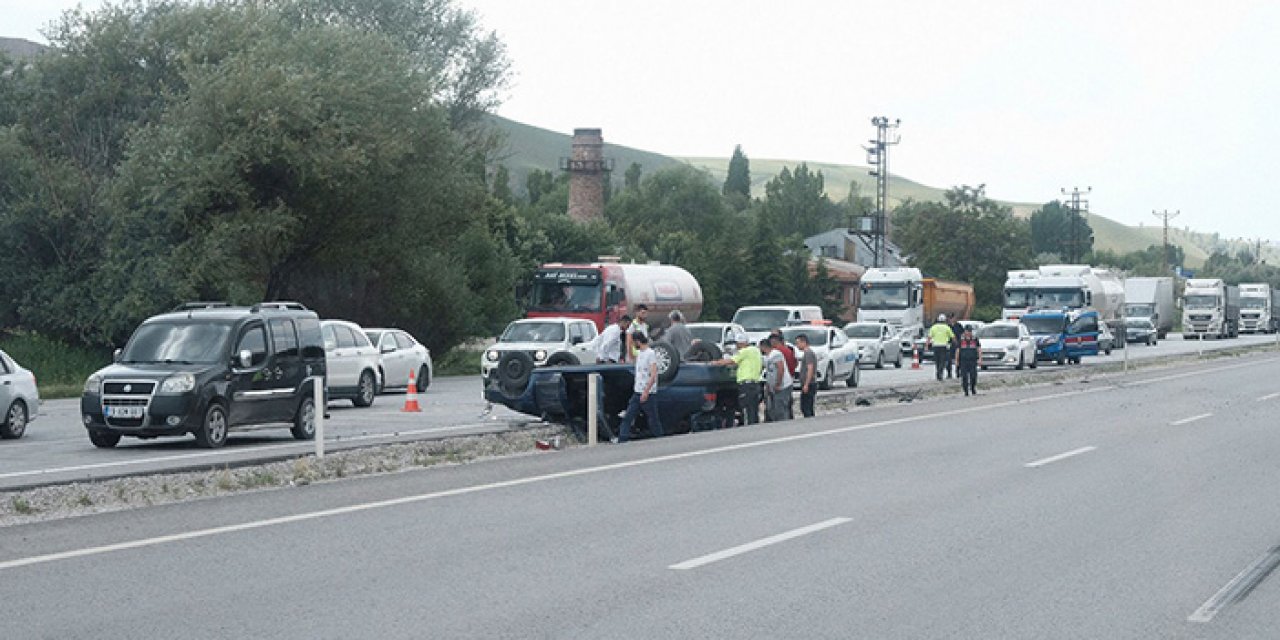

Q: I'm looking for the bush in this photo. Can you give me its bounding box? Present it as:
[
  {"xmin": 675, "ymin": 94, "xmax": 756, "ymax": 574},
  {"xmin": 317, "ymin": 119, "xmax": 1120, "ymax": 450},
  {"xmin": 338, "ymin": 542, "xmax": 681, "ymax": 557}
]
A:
[{"xmin": 0, "ymin": 330, "xmax": 109, "ymax": 398}]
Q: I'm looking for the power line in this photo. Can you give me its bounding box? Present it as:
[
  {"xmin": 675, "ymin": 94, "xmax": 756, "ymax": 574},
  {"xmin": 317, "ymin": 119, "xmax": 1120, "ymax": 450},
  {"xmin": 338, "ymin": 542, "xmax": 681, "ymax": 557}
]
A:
[{"xmin": 1151, "ymin": 209, "xmax": 1181, "ymax": 274}]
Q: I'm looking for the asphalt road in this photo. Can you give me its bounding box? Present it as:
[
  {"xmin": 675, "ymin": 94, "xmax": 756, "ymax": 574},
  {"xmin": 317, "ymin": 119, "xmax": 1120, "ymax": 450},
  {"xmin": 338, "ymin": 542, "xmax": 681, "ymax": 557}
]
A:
[
  {"xmin": 3, "ymin": 350, "xmax": 1280, "ymax": 638},
  {"xmin": 2, "ymin": 333, "xmax": 1274, "ymax": 490}
]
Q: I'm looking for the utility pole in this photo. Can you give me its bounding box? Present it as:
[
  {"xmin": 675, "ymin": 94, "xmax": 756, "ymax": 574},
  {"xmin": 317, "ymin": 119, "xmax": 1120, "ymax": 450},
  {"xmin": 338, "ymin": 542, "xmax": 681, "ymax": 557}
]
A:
[
  {"xmin": 1151, "ymin": 209, "xmax": 1181, "ymax": 274},
  {"xmin": 1061, "ymin": 187, "xmax": 1092, "ymax": 263},
  {"xmin": 864, "ymin": 117, "xmax": 900, "ymax": 267}
]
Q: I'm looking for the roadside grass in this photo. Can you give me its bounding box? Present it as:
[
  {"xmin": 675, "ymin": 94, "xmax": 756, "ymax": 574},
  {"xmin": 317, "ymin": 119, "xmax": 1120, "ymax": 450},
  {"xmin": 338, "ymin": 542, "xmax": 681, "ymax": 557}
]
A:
[
  {"xmin": 434, "ymin": 347, "xmax": 484, "ymax": 377},
  {"xmin": 0, "ymin": 330, "xmax": 110, "ymax": 399}
]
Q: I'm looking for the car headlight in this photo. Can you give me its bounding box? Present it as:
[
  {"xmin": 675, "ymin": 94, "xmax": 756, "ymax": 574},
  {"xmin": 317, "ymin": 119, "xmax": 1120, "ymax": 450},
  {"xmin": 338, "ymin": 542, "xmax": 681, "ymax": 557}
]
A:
[
  {"xmin": 159, "ymin": 373, "xmax": 196, "ymax": 394},
  {"xmin": 485, "ymin": 350, "xmax": 500, "ymax": 362},
  {"xmin": 534, "ymin": 350, "xmax": 548, "ymax": 362},
  {"xmin": 84, "ymin": 374, "xmax": 102, "ymax": 394}
]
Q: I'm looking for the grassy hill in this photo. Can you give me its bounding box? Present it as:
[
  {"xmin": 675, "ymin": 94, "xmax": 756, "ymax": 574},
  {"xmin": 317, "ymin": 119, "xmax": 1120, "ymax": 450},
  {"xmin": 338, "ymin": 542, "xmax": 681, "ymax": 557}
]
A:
[{"xmin": 0, "ymin": 37, "xmax": 46, "ymax": 59}]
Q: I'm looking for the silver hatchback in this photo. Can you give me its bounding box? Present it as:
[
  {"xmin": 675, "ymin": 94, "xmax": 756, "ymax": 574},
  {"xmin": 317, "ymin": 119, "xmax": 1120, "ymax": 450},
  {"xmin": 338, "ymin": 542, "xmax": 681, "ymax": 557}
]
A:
[{"xmin": 0, "ymin": 349, "xmax": 39, "ymax": 439}]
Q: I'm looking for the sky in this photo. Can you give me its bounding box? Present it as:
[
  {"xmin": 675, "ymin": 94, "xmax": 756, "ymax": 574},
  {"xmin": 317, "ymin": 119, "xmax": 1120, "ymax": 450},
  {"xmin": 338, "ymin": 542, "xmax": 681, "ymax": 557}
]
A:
[{"xmin": 5, "ymin": 0, "xmax": 1280, "ymax": 241}]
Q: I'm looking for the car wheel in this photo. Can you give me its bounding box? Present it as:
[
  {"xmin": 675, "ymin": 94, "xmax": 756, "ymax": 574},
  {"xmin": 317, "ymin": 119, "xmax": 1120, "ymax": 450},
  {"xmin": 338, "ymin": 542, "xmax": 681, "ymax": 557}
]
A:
[
  {"xmin": 875, "ymin": 352, "xmax": 884, "ymax": 369},
  {"xmin": 1015, "ymin": 353, "xmax": 1025, "ymax": 370},
  {"xmin": 291, "ymin": 396, "xmax": 316, "ymax": 441},
  {"xmin": 353, "ymin": 370, "xmax": 376, "ymax": 407},
  {"xmin": 194, "ymin": 402, "xmax": 228, "ymax": 449},
  {"xmin": 497, "ymin": 351, "xmax": 536, "ymax": 399},
  {"xmin": 820, "ymin": 364, "xmax": 833, "ymax": 391},
  {"xmin": 846, "ymin": 364, "xmax": 860, "ymax": 388},
  {"xmin": 651, "ymin": 342, "xmax": 680, "ymax": 383},
  {"xmin": 545, "ymin": 353, "xmax": 580, "ymax": 367},
  {"xmin": 1, "ymin": 401, "xmax": 27, "ymax": 439},
  {"xmin": 375, "ymin": 368, "xmax": 385, "ymax": 395},
  {"xmin": 1056, "ymin": 351, "xmax": 1066, "ymax": 366},
  {"xmin": 894, "ymin": 349, "xmax": 903, "ymax": 368},
  {"xmin": 88, "ymin": 429, "xmax": 121, "ymax": 448},
  {"xmin": 1105, "ymin": 347, "xmax": 1112, "ymax": 356},
  {"xmin": 416, "ymin": 365, "xmax": 431, "ymax": 392},
  {"xmin": 1029, "ymin": 354, "xmax": 1038, "ymax": 369},
  {"xmin": 685, "ymin": 341, "xmax": 723, "ymax": 362}
]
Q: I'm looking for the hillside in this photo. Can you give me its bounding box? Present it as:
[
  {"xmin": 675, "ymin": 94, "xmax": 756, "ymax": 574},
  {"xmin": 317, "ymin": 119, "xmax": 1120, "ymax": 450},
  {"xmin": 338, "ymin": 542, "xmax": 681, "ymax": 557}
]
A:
[{"xmin": 0, "ymin": 37, "xmax": 45, "ymax": 59}]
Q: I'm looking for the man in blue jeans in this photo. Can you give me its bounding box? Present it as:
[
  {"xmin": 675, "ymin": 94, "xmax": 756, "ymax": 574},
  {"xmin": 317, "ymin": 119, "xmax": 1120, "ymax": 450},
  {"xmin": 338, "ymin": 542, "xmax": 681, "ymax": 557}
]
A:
[{"xmin": 613, "ymin": 332, "xmax": 663, "ymax": 443}]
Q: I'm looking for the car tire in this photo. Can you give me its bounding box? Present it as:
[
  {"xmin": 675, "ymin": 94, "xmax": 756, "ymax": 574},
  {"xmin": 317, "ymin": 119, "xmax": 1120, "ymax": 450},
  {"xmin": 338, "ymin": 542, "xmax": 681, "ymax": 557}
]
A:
[
  {"xmin": 1056, "ymin": 351, "xmax": 1066, "ymax": 366},
  {"xmin": 194, "ymin": 401, "xmax": 228, "ymax": 449},
  {"xmin": 353, "ymin": 370, "xmax": 376, "ymax": 407},
  {"xmin": 846, "ymin": 364, "xmax": 860, "ymax": 388},
  {"xmin": 820, "ymin": 364, "xmax": 833, "ymax": 391},
  {"xmin": 875, "ymin": 352, "xmax": 884, "ymax": 369},
  {"xmin": 497, "ymin": 351, "xmax": 536, "ymax": 398},
  {"xmin": 1015, "ymin": 353, "xmax": 1025, "ymax": 370},
  {"xmin": 546, "ymin": 353, "xmax": 580, "ymax": 367},
  {"xmin": 652, "ymin": 342, "xmax": 680, "ymax": 383},
  {"xmin": 416, "ymin": 365, "xmax": 431, "ymax": 392},
  {"xmin": 88, "ymin": 429, "xmax": 121, "ymax": 448},
  {"xmin": 375, "ymin": 368, "xmax": 385, "ymax": 395},
  {"xmin": 1029, "ymin": 355, "xmax": 1038, "ymax": 369},
  {"xmin": 1, "ymin": 400, "xmax": 27, "ymax": 439},
  {"xmin": 291, "ymin": 396, "xmax": 316, "ymax": 441},
  {"xmin": 1105, "ymin": 347, "xmax": 1112, "ymax": 356},
  {"xmin": 894, "ymin": 350, "xmax": 903, "ymax": 368},
  {"xmin": 685, "ymin": 341, "xmax": 722, "ymax": 362}
]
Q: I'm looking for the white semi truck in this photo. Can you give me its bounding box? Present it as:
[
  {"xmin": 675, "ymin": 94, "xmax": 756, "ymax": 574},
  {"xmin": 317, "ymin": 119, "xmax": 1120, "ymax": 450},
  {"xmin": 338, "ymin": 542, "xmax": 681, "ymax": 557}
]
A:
[
  {"xmin": 1123, "ymin": 277, "xmax": 1175, "ymax": 338},
  {"xmin": 856, "ymin": 267, "xmax": 975, "ymax": 328},
  {"xmin": 1182, "ymin": 278, "xmax": 1239, "ymax": 339},
  {"xmin": 1237, "ymin": 283, "xmax": 1278, "ymax": 333},
  {"xmin": 1002, "ymin": 265, "xmax": 1127, "ymax": 345}
]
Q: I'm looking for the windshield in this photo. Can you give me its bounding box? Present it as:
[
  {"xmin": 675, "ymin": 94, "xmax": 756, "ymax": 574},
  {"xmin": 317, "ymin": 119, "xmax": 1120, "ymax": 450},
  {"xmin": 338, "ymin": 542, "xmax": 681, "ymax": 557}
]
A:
[
  {"xmin": 844, "ymin": 324, "xmax": 882, "ymax": 339},
  {"xmin": 978, "ymin": 325, "xmax": 1019, "ymax": 339},
  {"xmin": 529, "ymin": 281, "xmax": 601, "ymax": 312},
  {"xmin": 500, "ymin": 322, "xmax": 565, "ymax": 343},
  {"xmin": 1184, "ymin": 295, "xmax": 1219, "ymax": 310},
  {"xmin": 1004, "ymin": 289, "xmax": 1033, "ymax": 308},
  {"xmin": 1241, "ymin": 297, "xmax": 1269, "ymax": 309},
  {"xmin": 733, "ymin": 309, "xmax": 790, "ymax": 331},
  {"xmin": 689, "ymin": 326, "xmax": 723, "ymax": 344},
  {"xmin": 1124, "ymin": 304, "xmax": 1154, "ymax": 317},
  {"xmin": 1021, "ymin": 317, "xmax": 1065, "ymax": 334},
  {"xmin": 121, "ymin": 322, "xmax": 232, "ymax": 364},
  {"xmin": 859, "ymin": 285, "xmax": 909, "ymax": 310},
  {"xmin": 1031, "ymin": 288, "xmax": 1085, "ymax": 308},
  {"xmin": 782, "ymin": 327, "xmax": 827, "ymax": 346}
]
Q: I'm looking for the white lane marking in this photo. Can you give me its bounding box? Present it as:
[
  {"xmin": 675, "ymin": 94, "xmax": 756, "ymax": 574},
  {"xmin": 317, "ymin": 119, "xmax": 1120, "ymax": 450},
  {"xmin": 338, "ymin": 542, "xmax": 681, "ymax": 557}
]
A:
[
  {"xmin": 0, "ymin": 424, "xmax": 500, "ymax": 481},
  {"xmin": 1257, "ymin": 392, "xmax": 1280, "ymax": 402},
  {"xmin": 669, "ymin": 518, "xmax": 852, "ymax": 571},
  {"xmin": 2, "ymin": 356, "xmax": 1277, "ymax": 572},
  {"xmin": 1171, "ymin": 413, "xmax": 1213, "ymax": 426},
  {"xmin": 1024, "ymin": 446, "xmax": 1097, "ymax": 468},
  {"xmin": 1188, "ymin": 547, "xmax": 1280, "ymax": 623}
]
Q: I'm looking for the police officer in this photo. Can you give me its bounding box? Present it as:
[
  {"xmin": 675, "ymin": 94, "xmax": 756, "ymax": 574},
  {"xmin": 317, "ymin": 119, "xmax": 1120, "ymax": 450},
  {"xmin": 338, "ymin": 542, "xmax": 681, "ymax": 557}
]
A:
[
  {"xmin": 954, "ymin": 325, "xmax": 982, "ymax": 396},
  {"xmin": 926, "ymin": 314, "xmax": 955, "ymax": 381}
]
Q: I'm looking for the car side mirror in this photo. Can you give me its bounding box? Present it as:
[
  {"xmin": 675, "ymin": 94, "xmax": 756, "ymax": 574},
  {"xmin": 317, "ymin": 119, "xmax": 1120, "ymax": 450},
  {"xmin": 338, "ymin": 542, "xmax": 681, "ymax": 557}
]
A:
[
  {"xmin": 381, "ymin": 343, "xmax": 396, "ymax": 354},
  {"xmin": 238, "ymin": 350, "xmax": 253, "ymax": 369},
  {"xmin": 113, "ymin": 348, "xmax": 122, "ymax": 363}
]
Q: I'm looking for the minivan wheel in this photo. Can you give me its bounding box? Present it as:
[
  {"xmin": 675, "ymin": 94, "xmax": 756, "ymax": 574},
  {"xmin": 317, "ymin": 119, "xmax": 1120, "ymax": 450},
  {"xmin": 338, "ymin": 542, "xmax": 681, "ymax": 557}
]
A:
[
  {"xmin": 353, "ymin": 371, "xmax": 376, "ymax": 407},
  {"xmin": 194, "ymin": 402, "xmax": 228, "ymax": 448},
  {"xmin": 291, "ymin": 396, "xmax": 316, "ymax": 441},
  {"xmin": 1, "ymin": 401, "xmax": 27, "ymax": 439},
  {"xmin": 89, "ymin": 429, "xmax": 121, "ymax": 448}
]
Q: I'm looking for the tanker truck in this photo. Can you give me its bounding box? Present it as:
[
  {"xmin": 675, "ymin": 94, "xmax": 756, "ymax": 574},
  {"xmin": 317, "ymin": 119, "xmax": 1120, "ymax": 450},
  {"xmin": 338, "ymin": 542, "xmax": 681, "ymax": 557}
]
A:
[
  {"xmin": 1123, "ymin": 277, "xmax": 1175, "ymax": 338},
  {"xmin": 1002, "ymin": 264, "xmax": 1127, "ymax": 345},
  {"xmin": 526, "ymin": 258, "xmax": 703, "ymax": 333},
  {"xmin": 1182, "ymin": 278, "xmax": 1239, "ymax": 339},
  {"xmin": 1237, "ymin": 283, "xmax": 1277, "ymax": 333},
  {"xmin": 856, "ymin": 267, "xmax": 975, "ymax": 329}
]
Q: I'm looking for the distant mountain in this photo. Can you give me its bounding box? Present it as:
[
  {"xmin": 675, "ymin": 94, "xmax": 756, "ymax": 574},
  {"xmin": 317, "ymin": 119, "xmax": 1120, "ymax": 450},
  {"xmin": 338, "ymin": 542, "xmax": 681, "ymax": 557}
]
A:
[{"xmin": 0, "ymin": 37, "xmax": 46, "ymax": 59}]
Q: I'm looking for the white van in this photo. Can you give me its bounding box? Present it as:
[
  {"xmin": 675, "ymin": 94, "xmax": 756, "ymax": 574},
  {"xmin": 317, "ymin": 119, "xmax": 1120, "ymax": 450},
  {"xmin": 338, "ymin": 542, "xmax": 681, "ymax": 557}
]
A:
[{"xmin": 731, "ymin": 305, "xmax": 825, "ymax": 343}]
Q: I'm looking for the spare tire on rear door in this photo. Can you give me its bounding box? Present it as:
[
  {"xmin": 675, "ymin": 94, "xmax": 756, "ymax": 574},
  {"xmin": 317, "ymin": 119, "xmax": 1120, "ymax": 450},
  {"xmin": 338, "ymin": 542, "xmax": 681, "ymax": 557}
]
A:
[
  {"xmin": 650, "ymin": 342, "xmax": 680, "ymax": 383},
  {"xmin": 497, "ymin": 351, "xmax": 536, "ymax": 398},
  {"xmin": 684, "ymin": 341, "xmax": 722, "ymax": 362}
]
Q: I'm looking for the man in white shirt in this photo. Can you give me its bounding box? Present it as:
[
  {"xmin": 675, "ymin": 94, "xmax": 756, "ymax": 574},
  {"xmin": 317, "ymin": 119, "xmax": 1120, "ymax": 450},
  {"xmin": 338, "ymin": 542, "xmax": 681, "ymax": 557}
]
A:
[
  {"xmin": 762, "ymin": 339, "xmax": 793, "ymax": 422},
  {"xmin": 613, "ymin": 332, "xmax": 663, "ymax": 443},
  {"xmin": 595, "ymin": 315, "xmax": 632, "ymax": 363}
]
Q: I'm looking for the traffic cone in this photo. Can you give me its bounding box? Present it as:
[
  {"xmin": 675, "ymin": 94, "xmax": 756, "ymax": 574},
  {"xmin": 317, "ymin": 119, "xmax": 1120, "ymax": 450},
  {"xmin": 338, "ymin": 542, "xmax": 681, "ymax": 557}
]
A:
[
  {"xmin": 911, "ymin": 346, "xmax": 921, "ymax": 370},
  {"xmin": 402, "ymin": 369, "xmax": 422, "ymax": 412}
]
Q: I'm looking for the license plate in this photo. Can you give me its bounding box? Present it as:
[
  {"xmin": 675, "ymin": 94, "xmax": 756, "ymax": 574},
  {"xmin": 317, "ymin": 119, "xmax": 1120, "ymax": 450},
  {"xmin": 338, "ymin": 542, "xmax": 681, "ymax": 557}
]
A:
[{"xmin": 105, "ymin": 406, "xmax": 144, "ymax": 419}]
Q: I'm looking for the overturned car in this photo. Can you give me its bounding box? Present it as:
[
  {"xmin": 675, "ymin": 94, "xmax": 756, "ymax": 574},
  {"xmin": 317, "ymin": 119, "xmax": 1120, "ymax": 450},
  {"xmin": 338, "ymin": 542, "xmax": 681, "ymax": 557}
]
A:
[{"xmin": 485, "ymin": 343, "xmax": 741, "ymax": 441}]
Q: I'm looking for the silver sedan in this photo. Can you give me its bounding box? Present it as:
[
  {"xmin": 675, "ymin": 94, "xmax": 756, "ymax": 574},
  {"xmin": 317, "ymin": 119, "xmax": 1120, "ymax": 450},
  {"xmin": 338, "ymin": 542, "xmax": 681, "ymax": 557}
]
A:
[
  {"xmin": 0, "ymin": 349, "xmax": 39, "ymax": 439},
  {"xmin": 365, "ymin": 328, "xmax": 433, "ymax": 393}
]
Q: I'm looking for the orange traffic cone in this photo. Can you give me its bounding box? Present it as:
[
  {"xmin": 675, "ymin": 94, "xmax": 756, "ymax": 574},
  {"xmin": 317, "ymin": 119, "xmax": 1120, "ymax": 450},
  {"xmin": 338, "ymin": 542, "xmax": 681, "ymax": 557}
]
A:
[
  {"xmin": 911, "ymin": 346, "xmax": 921, "ymax": 370},
  {"xmin": 402, "ymin": 369, "xmax": 422, "ymax": 412}
]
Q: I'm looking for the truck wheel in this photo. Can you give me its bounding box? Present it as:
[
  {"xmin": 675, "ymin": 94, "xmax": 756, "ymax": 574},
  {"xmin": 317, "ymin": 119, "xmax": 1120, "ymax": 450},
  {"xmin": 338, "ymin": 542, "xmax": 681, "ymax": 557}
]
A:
[
  {"xmin": 652, "ymin": 342, "xmax": 680, "ymax": 383},
  {"xmin": 194, "ymin": 402, "xmax": 228, "ymax": 449},
  {"xmin": 89, "ymin": 429, "xmax": 121, "ymax": 448}
]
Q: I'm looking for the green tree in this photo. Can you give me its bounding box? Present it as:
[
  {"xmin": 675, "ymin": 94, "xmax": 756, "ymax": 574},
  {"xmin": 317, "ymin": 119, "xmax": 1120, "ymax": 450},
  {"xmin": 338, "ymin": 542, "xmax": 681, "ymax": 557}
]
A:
[
  {"xmin": 525, "ymin": 169, "xmax": 556, "ymax": 205},
  {"xmin": 624, "ymin": 162, "xmax": 642, "ymax": 191},
  {"xmin": 1029, "ymin": 200, "xmax": 1093, "ymax": 260},
  {"xmin": 723, "ymin": 144, "xmax": 751, "ymax": 199},
  {"xmin": 759, "ymin": 163, "xmax": 843, "ymax": 239},
  {"xmin": 491, "ymin": 164, "xmax": 513, "ymax": 204}
]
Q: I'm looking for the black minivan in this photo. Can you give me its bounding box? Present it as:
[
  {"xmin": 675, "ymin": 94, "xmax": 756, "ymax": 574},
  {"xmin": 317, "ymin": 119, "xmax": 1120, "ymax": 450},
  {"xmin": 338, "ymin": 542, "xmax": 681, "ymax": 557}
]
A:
[{"xmin": 81, "ymin": 302, "xmax": 326, "ymax": 448}]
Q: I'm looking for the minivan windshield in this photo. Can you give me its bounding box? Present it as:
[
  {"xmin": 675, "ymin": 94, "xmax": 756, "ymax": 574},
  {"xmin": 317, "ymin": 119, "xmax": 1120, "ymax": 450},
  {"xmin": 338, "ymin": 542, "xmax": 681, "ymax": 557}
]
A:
[
  {"xmin": 121, "ymin": 322, "xmax": 232, "ymax": 364},
  {"xmin": 733, "ymin": 309, "xmax": 790, "ymax": 331}
]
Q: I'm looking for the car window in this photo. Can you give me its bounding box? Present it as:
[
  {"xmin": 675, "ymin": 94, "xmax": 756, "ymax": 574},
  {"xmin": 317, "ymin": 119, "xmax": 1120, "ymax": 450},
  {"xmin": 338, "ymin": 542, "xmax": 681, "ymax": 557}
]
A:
[
  {"xmin": 270, "ymin": 319, "xmax": 299, "ymax": 358},
  {"xmin": 365, "ymin": 330, "xmax": 383, "ymax": 346},
  {"xmin": 395, "ymin": 332, "xmax": 416, "ymax": 349},
  {"xmin": 236, "ymin": 325, "xmax": 268, "ymax": 367},
  {"xmin": 334, "ymin": 325, "xmax": 357, "ymax": 349},
  {"xmin": 351, "ymin": 328, "xmax": 372, "ymax": 348},
  {"xmin": 322, "ymin": 324, "xmax": 338, "ymax": 350},
  {"xmin": 0, "ymin": 353, "xmax": 11, "ymax": 375},
  {"xmin": 1069, "ymin": 315, "xmax": 1099, "ymax": 334},
  {"xmin": 297, "ymin": 318, "xmax": 324, "ymax": 359}
]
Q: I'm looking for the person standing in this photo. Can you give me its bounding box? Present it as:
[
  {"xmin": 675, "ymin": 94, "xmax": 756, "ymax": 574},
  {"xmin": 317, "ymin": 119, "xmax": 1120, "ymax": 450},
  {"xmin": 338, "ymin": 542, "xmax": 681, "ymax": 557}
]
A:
[
  {"xmin": 794, "ymin": 333, "xmax": 818, "ymax": 418},
  {"xmin": 947, "ymin": 314, "xmax": 966, "ymax": 379},
  {"xmin": 761, "ymin": 339, "xmax": 793, "ymax": 422},
  {"xmin": 954, "ymin": 326, "xmax": 982, "ymax": 396},
  {"xmin": 664, "ymin": 310, "xmax": 694, "ymax": 360},
  {"xmin": 769, "ymin": 329, "xmax": 798, "ymax": 377},
  {"xmin": 613, "ymin": 332, "xmax": 662, "ymax": 443},
  {"xmin": 626, "ymin": 304, "xmax": 650, "ymax": 360},
  {"xmin": 714, "ymin": 332, "xmax": 762, "ymax": 425},
  {"xmin": 926, "ymin": 314, "xmax": 955, "ymax": 381},
  {"xmin": 595, "ymin": 315, "xmax": 632, "ymax": 364}
]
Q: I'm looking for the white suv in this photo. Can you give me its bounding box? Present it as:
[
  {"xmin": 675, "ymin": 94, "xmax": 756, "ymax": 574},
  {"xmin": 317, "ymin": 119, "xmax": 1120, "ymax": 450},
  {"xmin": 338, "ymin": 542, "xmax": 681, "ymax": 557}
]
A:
[
  {"xmin": 321, "ymin": 320, "xmax": 381, "ymax": 407},
  {"xmin": 482, "ymin": 318, "xmax": 598, "ymax": 380}
]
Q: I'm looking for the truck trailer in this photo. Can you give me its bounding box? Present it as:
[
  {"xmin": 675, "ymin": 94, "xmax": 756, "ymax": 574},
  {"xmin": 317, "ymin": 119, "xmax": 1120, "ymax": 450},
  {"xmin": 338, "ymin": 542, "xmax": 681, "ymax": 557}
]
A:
[
  {"xmin": 1123, "ymin": 277, "xmax": 1175, "ymax": 338},
  {"xmin": 1182, "ymin": 278, "xmax": 1239, "ymax": 339}
]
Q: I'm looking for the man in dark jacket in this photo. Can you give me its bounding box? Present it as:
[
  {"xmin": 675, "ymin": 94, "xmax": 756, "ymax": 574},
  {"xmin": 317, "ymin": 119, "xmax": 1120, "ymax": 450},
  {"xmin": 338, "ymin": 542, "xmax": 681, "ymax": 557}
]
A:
[
  {"xmin": 947, "ymin": 314, "xmax": 966, "ymax": 379},
  {"xmin": 954, "ymin": 326, "xmax": 982, "ymax": 396}
]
